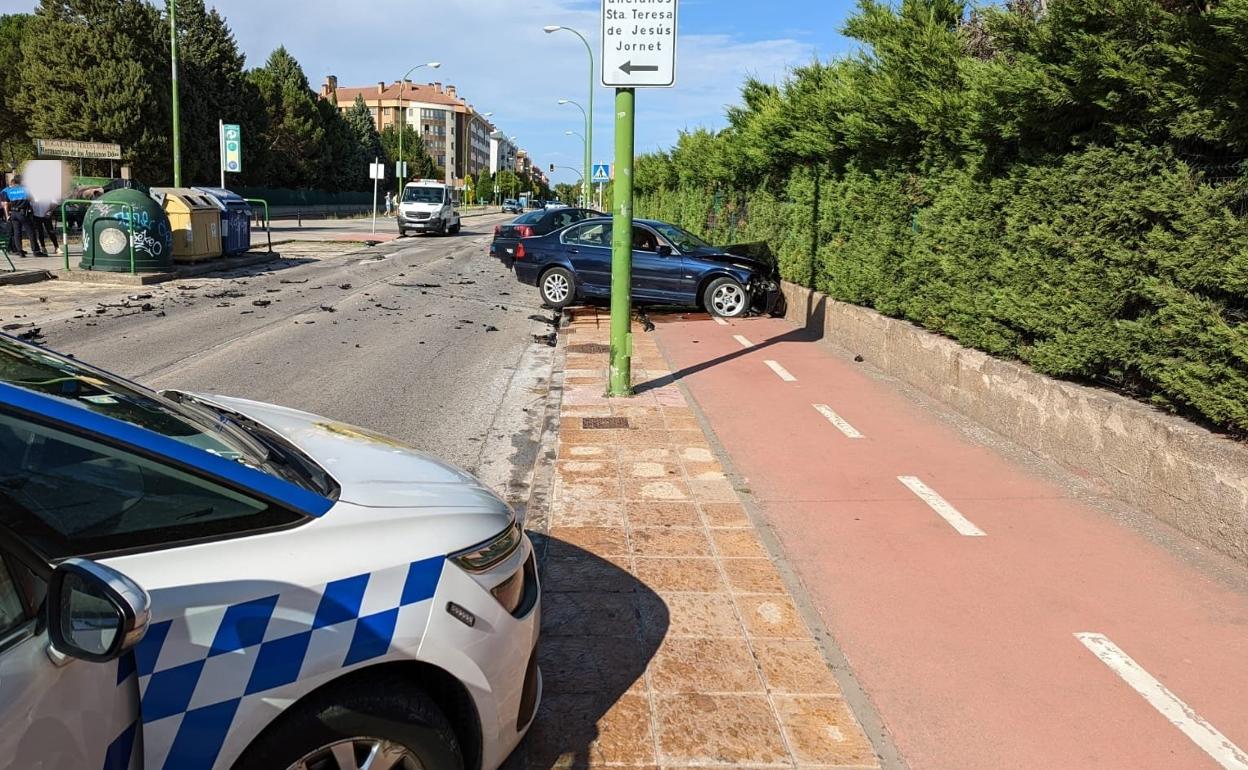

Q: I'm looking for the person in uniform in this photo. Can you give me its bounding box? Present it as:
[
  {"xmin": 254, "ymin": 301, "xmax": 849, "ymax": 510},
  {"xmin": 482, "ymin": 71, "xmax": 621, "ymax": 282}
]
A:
[{"xmin": 0, "ymin": 175, "xmax": 41, "ymax": 257}]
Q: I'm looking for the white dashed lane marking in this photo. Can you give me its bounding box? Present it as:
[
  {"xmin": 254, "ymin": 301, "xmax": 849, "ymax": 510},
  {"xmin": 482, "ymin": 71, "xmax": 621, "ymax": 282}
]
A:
[
  {"xmin": 813, "ymin": 404, "xmax": 863, "ymax": 439},
  {"xmin": 765, "ymin": 360, "xmax": 797, "ymax": 382},
  {"xmin": 713, "ymin": 317, "xmax": 729, "ymax": 326},
  {"xmin": 1076, "ymin": 633, "xmax": 1248, "ymax": 770},
  {"xmin": 734, "ymin": 335, "xmax": 754, "ymax": 349},
  {"xmin": 897, "ymin": 476, "xmax": 986, "ymax": 536}
]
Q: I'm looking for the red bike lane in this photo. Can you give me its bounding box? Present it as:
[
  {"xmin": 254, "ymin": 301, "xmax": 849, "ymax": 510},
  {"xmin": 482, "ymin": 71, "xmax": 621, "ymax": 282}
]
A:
[{"xmin": 654, "ymin": 313, "xmax": 1248, "ymax": 770}]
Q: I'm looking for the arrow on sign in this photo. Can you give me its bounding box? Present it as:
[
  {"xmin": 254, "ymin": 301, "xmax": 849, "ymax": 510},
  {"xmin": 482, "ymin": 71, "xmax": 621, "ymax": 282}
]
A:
[{"xmin": 619, "ymin": 61, "xmax": 659, "ymax": 74}]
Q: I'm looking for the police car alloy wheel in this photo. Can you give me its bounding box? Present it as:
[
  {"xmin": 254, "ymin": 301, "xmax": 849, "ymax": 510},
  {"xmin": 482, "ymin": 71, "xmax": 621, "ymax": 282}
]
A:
[{"xmin": 288, "ymin": 738, "xmax": 421, "ymax": 770}]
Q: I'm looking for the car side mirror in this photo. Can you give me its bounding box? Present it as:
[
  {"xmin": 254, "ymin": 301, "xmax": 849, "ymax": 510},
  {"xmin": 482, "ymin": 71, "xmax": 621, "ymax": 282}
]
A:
[
  {"xmin": 657, "ymin": 245, "xmax": 673, "ymax": 257},
  {"xmin": 48, "ymin": 558, "xmax": 150, "ymax": 663}
]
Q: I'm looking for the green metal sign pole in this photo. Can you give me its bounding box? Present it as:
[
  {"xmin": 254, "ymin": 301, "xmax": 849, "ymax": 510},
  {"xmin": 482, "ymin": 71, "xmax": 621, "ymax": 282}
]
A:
[
  {"xmin": 169, "ymin": 0, "xmax": 182, "ymax": 187},
  {"xmin": 608, "ymin": 87, "xmax": 635, "ymax": 397}
]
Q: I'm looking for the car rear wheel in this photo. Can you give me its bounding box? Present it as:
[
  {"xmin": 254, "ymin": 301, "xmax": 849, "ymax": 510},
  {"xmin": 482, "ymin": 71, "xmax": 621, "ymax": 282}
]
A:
[
  {"xmin": 540, "ymin": 267, "xmax": 576, "ymax": 309},
  {"xmin": 234, "ymin": 675, "xmax": 463, "ymax": 770},
  {"xmin": 704, "ymin": 276, "xmax": 748, "ymax": 318}
]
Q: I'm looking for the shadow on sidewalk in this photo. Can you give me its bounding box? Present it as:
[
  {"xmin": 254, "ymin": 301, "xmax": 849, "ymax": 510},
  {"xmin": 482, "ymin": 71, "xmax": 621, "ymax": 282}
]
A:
[
  {"xmin": 512, "ymin": 533, "xmax": 668, "ymax": 770},
  {"xmin": 633, "ymin": 296, "xmax": 827, "ymax": 393}
]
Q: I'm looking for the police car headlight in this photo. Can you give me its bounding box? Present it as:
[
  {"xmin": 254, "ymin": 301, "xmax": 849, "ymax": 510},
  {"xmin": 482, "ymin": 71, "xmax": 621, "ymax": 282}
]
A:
[{"xmin": 449, "ymin": 522, "xmax": 522, "ymax": 573}]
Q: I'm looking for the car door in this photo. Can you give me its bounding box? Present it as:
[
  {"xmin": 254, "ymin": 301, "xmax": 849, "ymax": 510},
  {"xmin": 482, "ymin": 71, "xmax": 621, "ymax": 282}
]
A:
[
  {"xmin": 0, "ymin": 542, "xmax": 140, "ymax": 770},
  {"xmin": 630, "ymin": 225, "xmax": 686, "ymax": 302},
  {"xmin": 562, "ymin": 221, "xmax": 613, "ymax": 296}
]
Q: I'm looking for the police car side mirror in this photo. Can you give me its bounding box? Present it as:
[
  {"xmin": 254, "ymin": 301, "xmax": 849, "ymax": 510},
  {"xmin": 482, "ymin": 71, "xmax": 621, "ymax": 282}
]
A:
[{"xmin": 48, "ymin": 558, "xmax": 150, "ymax": 664}]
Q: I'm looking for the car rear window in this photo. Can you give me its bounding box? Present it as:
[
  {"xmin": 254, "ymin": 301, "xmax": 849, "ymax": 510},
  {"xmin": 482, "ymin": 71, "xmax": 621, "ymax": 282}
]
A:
[{"xmin": 514, "ymin": 211, "xmax": 544, "ymax": 224}]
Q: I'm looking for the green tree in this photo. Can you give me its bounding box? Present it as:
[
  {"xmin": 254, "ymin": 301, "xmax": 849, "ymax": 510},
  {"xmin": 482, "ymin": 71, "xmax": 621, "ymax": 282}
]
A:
[
  {"xmin": 0, "ymin": 14, "xmax": 32, "ymax": 170},
  {"xmin": 19, "ymin": 0, "xmax": 169, "ymax": 181},
  {"xmin": 247, "ymin": 47, "xmax": 324, "ymax": 188},
  {"xmin": 475, "ymin": 169, "xmax": 493, "ymax": 204},
  {"xmin": 380, "ymin": 123, "xmax": 435, "ymax": 182},
  {"xmin": 345, "ymin": 95, "xmax": 384, "ymax": 189},
  {"xmin": 496, "ymin": 169, "xmax": 522, "ymax": 199}
]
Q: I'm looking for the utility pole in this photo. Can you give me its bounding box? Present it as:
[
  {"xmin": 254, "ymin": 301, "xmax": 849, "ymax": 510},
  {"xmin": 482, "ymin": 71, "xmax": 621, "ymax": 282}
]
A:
[{"xmin": 170, "ymin": 0, "xmax": 182, "ymax": 187}]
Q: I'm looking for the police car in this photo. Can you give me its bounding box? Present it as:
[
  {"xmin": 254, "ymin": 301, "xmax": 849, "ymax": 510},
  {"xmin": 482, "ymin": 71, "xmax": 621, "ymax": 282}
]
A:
[{"xmin": 0, "ymin": 335, "xmax": 540, "ymax": 770}]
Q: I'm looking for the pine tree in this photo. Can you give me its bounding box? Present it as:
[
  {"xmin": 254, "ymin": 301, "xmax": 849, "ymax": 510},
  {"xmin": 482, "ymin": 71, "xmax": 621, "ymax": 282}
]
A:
[
  {"xmin": 0, "ymin": 14, "xmax": 32, "ymax": 170},
  {"xmin": 247, "ymin": 47, "xmax": 324, "ymax": 188},
  {"xmin": 345, "ymin": 95, "xmax": 384, "ymax": 190},
  {"xmin": 19, "ymin": 0, "xmax": 169, "ymax": 181}
]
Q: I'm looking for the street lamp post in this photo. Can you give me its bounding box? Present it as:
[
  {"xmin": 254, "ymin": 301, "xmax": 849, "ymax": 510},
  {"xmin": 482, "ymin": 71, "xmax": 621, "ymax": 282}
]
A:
[
  {"xmin": 169, "ymin": 0, "xmax": 182, "ymax": 186},
  {"xmin": 558, "ymin": 99, "xmax": 590, "ymax": 206},
  {"xmin": 397, "ymin": 61, "xmax": 441, "ymax": 199},
  {"xmin": 544, "ymin": 26, "xmax": 593, "ymax": 213},
  {"xmin": 565, "ymin": 130, "xmax": 587, "ymax": 206}
]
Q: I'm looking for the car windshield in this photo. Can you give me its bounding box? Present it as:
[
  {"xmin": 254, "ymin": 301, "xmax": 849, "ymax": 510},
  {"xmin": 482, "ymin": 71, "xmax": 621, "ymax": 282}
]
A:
[
  {"xmin": 403, "ymin": 186, "xmax": 446, "ymax": 204},
  {"xmin": 652, "ymin": 222, "xmax": 712, "ymax": 252},
  {"xmin": 0, "ymin": 337, "xmax": 331, "ymax": 497}
]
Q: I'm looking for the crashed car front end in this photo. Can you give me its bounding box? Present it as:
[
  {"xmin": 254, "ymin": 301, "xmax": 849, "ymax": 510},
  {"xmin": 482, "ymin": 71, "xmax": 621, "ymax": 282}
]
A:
[{"xmin": 724, "ymin": 241, "xmax": 785, "ymax": 317}]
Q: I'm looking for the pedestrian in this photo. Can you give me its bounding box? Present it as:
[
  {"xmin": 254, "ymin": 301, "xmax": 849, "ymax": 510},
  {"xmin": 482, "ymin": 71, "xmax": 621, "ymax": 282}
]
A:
[
  {"xmin": 31, "ymin": 195, "xmax": 59, "ymax": 256},
  {"xmin": 0, "ymin": 175, "xmax": 41, "ymax": 257},
  {"xmin": 385, "ymin": 191, "xmax": 394, "ymax": 217}
]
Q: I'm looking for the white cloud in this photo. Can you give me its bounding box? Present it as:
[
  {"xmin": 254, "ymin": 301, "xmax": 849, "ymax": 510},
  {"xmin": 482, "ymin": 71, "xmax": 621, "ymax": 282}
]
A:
[{"xmin": 206, "ymin": 0, "xmax": 811, "ymax": 185}]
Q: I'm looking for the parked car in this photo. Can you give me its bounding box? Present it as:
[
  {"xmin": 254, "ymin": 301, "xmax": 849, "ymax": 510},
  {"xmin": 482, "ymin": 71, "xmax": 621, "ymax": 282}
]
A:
[
  {"xmin": 0, "ymin": 334, "xmax": 540, "ymax": 770},
  {"xmin": 490, "ymin": 207, "xmax": 602, "ymax": 267},
  {"xmin": 502, "ymin": 199, "xmax": 522, "ymax": 214},
  {"xmin": 511, "ymin": 217, "xmax": 783, "ymax": 317}
]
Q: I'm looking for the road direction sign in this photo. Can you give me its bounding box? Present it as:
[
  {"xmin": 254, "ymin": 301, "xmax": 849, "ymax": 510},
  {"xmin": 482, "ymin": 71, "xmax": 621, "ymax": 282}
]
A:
[
  {"xmin": 396, "ymin": 161, "xmax": 408, "ymax": 179},
  {"xmin": 593, "ymin": 163, "xmax": 612, "ymax": 183},
  {"xmin": 369, "ymin": 162, "xmax": 386, "ymax": 180},
  {"xmin": 221, "ymin": 124, "xmax": 242, "ymax": 173},
  {"xmin": 601, "ymin": 0, "xmax": 678, "ymax": 88}
]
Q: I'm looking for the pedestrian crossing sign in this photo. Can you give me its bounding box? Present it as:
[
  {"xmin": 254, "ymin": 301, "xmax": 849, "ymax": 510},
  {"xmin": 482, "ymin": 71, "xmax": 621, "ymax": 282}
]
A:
[{"xmin": 592, "ymin": 164, "xmax": 612, "ymax": 183}]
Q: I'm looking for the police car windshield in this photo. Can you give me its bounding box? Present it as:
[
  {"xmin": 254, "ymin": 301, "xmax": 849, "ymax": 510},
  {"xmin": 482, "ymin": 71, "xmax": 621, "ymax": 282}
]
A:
[
  {"xmin": 403, "ymin": 187, "xmax": 446, "ymax": 204},
  {"xmin": 0, "ymin": 337, "xmax": 266, "ymax": 467}
]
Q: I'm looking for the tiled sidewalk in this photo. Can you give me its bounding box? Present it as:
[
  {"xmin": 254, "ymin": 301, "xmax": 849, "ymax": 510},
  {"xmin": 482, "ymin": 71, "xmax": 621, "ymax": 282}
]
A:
[{"xmin": 524, "ymin": 307, "xmax": 880, "ymax": 770}]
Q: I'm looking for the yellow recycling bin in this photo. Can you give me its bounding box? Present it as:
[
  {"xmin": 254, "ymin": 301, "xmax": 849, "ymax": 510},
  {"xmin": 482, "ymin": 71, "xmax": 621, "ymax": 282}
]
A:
[{"xmin": 151, "ymin": 187, "xmax": 222, "ymax": 262}]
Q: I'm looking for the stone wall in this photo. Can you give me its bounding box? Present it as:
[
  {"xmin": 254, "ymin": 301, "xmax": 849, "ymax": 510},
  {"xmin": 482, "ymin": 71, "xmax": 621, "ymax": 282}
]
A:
[{"xmin": 781, "ymin": 281, "xmax": 1248, "ymax": 567}]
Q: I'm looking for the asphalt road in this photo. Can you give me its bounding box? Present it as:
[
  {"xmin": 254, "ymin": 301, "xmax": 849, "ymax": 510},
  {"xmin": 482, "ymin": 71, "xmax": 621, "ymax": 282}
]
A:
[{"xmin": 15, "ymin": 213, "xmax": 557, "ymax": 504}]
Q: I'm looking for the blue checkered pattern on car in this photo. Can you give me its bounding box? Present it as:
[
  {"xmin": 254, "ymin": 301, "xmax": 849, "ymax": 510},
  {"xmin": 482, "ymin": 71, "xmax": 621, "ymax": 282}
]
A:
[{"xmin": 106, "ymin": 556, "xmax": 445, "ymax": 770}]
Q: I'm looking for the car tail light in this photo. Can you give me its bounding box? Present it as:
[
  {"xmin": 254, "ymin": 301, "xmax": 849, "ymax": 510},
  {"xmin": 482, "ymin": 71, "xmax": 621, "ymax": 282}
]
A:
[
  {"xmin": 517, "ymin": 225, "xmax": 534, "ymax": 237},
  {"xmin": 514, "ymin": 242, "xmax": 527, "ymax": 260},
  {"xmin": 494, "ymin": 224, "xmax": 502, "ymax": 236}
]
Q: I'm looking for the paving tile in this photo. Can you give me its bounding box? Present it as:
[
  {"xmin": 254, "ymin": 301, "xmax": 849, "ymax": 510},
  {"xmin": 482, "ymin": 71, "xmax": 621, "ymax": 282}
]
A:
[
  {"xmin": 648, "ymin": 636, "xmax": 763, "ymax": 693},
  {"xmin": 640, "ymin": 592, "xmax": 744, "ymax": 638},
  {"xmin": 735, "ymin": 595, "xmax": 812, "ymax": 640},
  {"xmin": 554, "ymin": 477, "xmax": 621, "ymax": 503},
  {"xmin": 774, "ymin": 695, "xmax": 879, "ymax": 767},
  {"xmin": 629, "ymin": 527, "xmax": 712, "ymax": 558},
  {"xmin": 720, "ymin": 558, "xmax": 789, "ymax": 595},
  {"xmin": 700, "ymin": 502, "xmax": 752, "ymax": 528},
  {"xmin": 550, "ymin": 500, "xmax": 626, "ymax": 528},
  {"xmin": 525, "ymin": 693, "xmax": 656, "ymax": 768},
  {"xmin": 678, "ymin": 445, "xmax": 717, "ymax": 464},
  {"xmin": 560, "ymin": 429, "xmax": 620, "ymax": 446},
  {"xmin": 752, "ymin": 639, "xmax": 843, "ymax": 695},
  {"xmin": 623, "ymin": 478, "xmax": 692, "ymax": 502},
  {"xmin": 688, "ymin": 478, "xmax": 740, "ymax": 502},
  {"xmin": 537, "ymin": 637, "xmax": 651, "ymax": 695},
  {"xmin": 632, "ymin": 557, "xmax": 725, "ymax": 593},
  {"xmin": 626, "ymin": 501, "xmax": 702, "ymax": 528},
  {"xmin": 542, "ymin": 592, "xmax": 644, "ymax": 638},
  {"xmin": 710, "ymin": 528, "xmax": 770, "ymax": 559},
  {"xmin": 617, "ymin": 445, "xmax": 676, "ymax": 462},
  {"xmin": 654, "ymin": 694, "xmax": 788, "ymax": 766},
  {"xmin": 621, "ymin": 460, "xmax": 684, "ymax": 480},
  {"xmin": 557, "ymin": 444, "xmax": 617, "ymax": 462},
  {"xmin": 556, "ymin": 459, "xmax": 619, "ymax": 479},
  {"xmin": 541, "ymin": 554, "xmax": 637, "ymax": 594},
  {"xmin": 550, "ymin": 526, "xmax": 630, "ymax": 556}
]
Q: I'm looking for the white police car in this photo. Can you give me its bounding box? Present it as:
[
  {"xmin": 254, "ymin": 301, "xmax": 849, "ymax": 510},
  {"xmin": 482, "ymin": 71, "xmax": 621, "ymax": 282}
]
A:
[{"xmin": 0, "ymin": 335, "xmax": 540, "ymax": 770}]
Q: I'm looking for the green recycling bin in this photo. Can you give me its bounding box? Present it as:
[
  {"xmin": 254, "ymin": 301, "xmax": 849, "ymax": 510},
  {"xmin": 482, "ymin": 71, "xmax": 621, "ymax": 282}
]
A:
[{"xmin": 80, "ymin": 188, "xmax": 173, "ymax": 272}]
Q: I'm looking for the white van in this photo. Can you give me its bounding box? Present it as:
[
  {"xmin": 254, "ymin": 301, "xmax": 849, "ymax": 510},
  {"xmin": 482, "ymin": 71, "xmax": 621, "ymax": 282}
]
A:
[{"xmin": 398, "ymin": 181, "xmax": 461, "ymax": 237}]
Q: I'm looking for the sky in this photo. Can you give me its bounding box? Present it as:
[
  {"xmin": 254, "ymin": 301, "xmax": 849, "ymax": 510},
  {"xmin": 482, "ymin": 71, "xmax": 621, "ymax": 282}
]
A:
[{"xmin": 1, "ymin": 0, "xmax": 859, "ymax": 188}]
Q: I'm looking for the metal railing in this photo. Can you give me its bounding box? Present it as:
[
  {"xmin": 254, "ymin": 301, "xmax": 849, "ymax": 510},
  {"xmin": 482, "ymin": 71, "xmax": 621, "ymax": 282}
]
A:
[
  {"xmin": 243, "ymin": 198, "xmax": 272, "ymax": 253},
  {"xmin": 60, "ymin": 199, "xmax": 137, "ymax": 274}
]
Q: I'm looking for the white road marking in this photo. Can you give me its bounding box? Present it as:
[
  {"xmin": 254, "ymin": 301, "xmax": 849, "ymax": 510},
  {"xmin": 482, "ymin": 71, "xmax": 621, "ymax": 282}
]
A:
[
  {"xmin": 897, "ymin": 476, "xmax": 986, "ymax": 536},
  {"xmin": 765, "ymin": 360, "xmax": 797, "ymax": 382},
  {"xmin": 813, "ymin": 404, "xmax": 863, "ymax": 439},
  {"xmin": 713, "ymin": 317, "xmax": 730, "ymax": 326},
  {"xmin": 734, "ymin": 335, "xmax": 754, "ymax": 349},
  {"xmin": 1075, "ymin": 633, "xmax": 1248, "ymax": 770}
]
